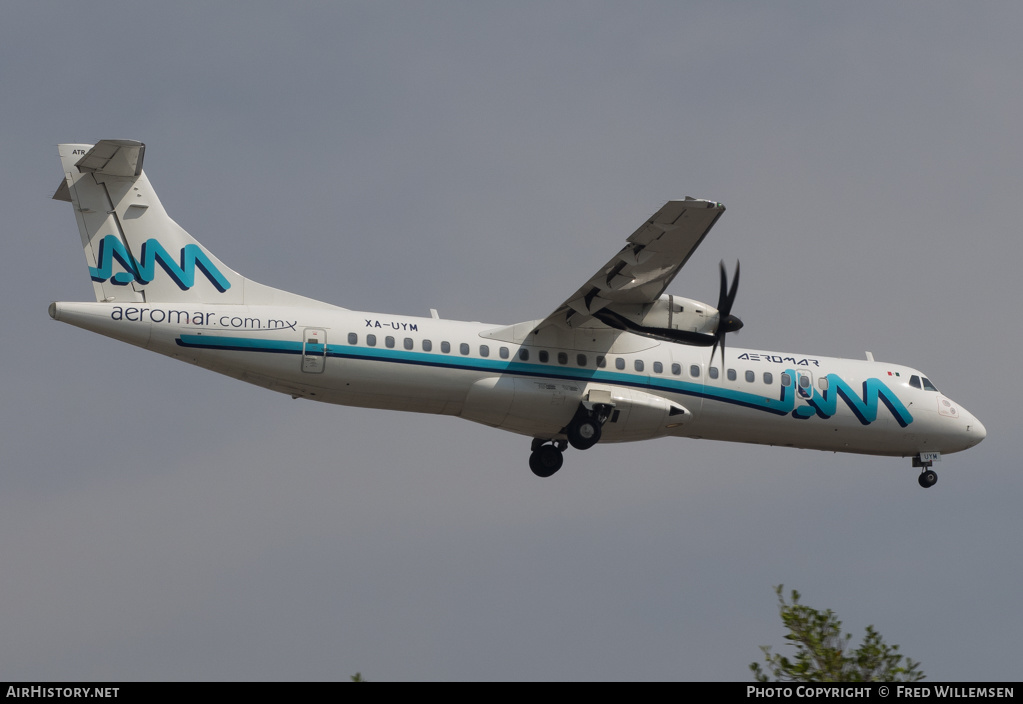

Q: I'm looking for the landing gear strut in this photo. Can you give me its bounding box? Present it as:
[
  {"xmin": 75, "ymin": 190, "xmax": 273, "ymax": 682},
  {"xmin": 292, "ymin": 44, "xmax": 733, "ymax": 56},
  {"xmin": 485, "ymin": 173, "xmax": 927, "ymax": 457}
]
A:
[
  {"xmin": 566, "ymin": 403, "xmax": 613, "ymax": 451},
  {"xmin": 913, "ymin": 454, "xmax": 938, "ymax": 488},
  {"xmin": 529, "ymin": 438, "xmax": 566, "ymax": 478},
  {"xmin": 528, "ymin": 402, "xmax": 614, "ymax": 477}
]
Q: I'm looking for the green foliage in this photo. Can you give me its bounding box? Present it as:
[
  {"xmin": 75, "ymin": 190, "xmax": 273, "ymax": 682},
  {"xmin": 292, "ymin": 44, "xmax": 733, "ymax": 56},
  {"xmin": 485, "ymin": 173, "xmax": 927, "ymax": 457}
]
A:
[
  {"xmin": 751, "ymin": 586, "xmax": 924, "ymax": 682},
  {"xmin": 350, "ymin": 672, "xmax": 365, "ymax": 682}
]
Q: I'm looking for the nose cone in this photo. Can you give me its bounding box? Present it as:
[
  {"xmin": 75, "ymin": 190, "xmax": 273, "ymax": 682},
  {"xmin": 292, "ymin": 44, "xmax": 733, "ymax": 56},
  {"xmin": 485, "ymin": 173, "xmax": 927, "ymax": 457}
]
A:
[
  {"xmin": 964, "ymin": 412, "xmax": 987, "ymax": 447},
  {"xmin": 945, "ymin": 404, "xmax": 986, "ymax": 453}
]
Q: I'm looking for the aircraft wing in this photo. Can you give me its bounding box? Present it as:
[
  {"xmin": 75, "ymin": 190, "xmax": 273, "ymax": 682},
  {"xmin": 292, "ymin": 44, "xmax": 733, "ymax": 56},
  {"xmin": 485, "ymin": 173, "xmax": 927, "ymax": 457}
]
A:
[{"xmin": 535, "ymin": 198, "xmax": 725, "ymax": 331}]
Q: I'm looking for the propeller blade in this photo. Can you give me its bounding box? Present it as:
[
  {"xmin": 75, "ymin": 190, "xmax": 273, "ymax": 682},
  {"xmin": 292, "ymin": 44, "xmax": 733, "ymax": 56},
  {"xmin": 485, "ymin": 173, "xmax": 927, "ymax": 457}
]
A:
[
  {"xmin": 724, "ymin": 260, "xmax": 740, "ymax": 315},
  {"xmin": 711, "ymin": 260, "xmax": 741, "ymax": 367},
  {"xmin": 711, "ymin": 333, "xmax": 725, "ymax": 369},
  {"xmin": 718, "ymin": 261, "xmax": 728, "ymax": 314}
]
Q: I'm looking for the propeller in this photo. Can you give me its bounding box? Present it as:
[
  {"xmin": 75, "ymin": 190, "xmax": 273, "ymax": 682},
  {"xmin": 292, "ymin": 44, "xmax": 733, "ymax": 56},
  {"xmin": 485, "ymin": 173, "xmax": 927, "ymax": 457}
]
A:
[{"xmin": 710, "ymin": 260, "xmax": 742, "ymax": 366}]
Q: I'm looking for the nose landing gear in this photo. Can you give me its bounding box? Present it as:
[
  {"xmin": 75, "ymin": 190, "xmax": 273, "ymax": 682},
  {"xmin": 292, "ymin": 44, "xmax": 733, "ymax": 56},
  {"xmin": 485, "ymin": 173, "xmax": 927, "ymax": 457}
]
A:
[{"xmin": 913, "ymin": 453, "xmax": 939, "ymax": 488}]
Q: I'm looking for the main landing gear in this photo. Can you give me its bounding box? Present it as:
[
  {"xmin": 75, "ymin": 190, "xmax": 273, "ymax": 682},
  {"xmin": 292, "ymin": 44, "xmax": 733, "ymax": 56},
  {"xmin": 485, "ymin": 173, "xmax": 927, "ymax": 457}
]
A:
[
  {"xmin": 529, "ymin": 439, "xmax": 566, "ymax": 478},
  {"xmin": 913, "ymin": 454, "xmax": 938, "ymax": 488},
  {"xmin": 529, "ymin": 402, "xmax": 613, "ymax": 477},
  {"xmin": 567, "ymin": 402, "xmax": 613, "ymax": 451}
]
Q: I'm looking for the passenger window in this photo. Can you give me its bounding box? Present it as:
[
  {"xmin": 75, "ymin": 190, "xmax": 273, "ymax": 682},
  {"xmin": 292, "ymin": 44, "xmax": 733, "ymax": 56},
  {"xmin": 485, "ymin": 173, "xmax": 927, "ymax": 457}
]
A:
[
  {"xmin": 799, "ymin": 375, "xmax": 811, "ymax": 388},
  {"xmin": 385, "ymin": 336, "xmax": 395, "ymax": 349},
  {"xmin": 763, "ymin": 372, "xmax": 773, "ymax": 385},
  {"xmin": 596, "ymin": 356, "xmax": 606, "ymax": 368},
  {"xmin": 577, "ymin": 354, "xmax": 587, "ymax": 366},
  {"xmin": 727, "ymin": 369, "xmax": 737, "ymax": 381},
  {"xmin": 500, "ymin": 347, "xmax": 509, "ymax": 359},
  {"xmin": 671, "ymin": 363, "xmax": 682, "ymax": 376},
  {"xmin": 635, "ymin": 360, "xmax": 645, "ymax": 372},
  {"xmin": 539, "ymin": 351, "xmax": 549, "ymax": 363},
  {"xmin": 367, "ymin": 334, "xmax": 377, "ymax": 347},
  {"xmin": 745, "ymin": 370, "xmax": 755, "ymax": 383},
  {"xmin": 653, "ymin": 361, "xmax": 663, "ymax": 374},
  {"xmin": 922, "ymin": 377, "xmax": 938, "ymax": 392},
  {"xmin": 460, "ymin": 343, "xmax": 470, "ymax": 355},
  {"xmin": 422, "ymin": 339, "xmax": 432, "ymax": 352},
  {"xmin": 441, "ymin": 341, "xmax": 450, "ymax": 354},
  {"xmin": 818, "ymin": 377, "xmax": 829, "ymax": 391},
  {"xmin": 404, "ymin": 338, "xmax": 414, "ymax": 350},
  {"xmin": 781, "ymin": 372, "xmax": 792, "ymax": 387},
  {"xmin": 480, "ymin": 345, "xmax": 490, "ymax": 357},
  {"xmin": 348, "ymin": 332, "xmax": 358, "ymax": 345},
  {"xmin": 909, "ymin": 375, "xmax": 921, "ymax": 389},
  {"xmin": 689, "ymin": 365, "xmax": 699, "ymax": 378},
  {"xmin": 615, "ymin": 358, "xmax": 625, "ymax": 370},
  {"xmin": 518, "ymin": 348, "xmax": 529, "ymax": 361},
  {"xmin": 709, "ymin": 367, "xmax": 719, "ymax": 379},
  {"xmin": 557, "ymin": 352, "xmax": 568, "ymax": 365}
]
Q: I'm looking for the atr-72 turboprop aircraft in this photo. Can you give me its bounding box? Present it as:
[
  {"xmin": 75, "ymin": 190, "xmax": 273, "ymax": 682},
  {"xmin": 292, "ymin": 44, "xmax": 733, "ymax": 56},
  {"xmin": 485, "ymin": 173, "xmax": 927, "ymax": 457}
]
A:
[{"xmin": 51, "ymin": 140, "xmax": 985, "ymax": 487}]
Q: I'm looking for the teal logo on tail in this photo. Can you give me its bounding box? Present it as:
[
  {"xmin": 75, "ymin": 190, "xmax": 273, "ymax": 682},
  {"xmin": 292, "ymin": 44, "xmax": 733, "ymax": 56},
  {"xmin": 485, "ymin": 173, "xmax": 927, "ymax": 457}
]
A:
[{"xmin": 89, "ymin": 235, "xmax": 231, "ymax": 292}]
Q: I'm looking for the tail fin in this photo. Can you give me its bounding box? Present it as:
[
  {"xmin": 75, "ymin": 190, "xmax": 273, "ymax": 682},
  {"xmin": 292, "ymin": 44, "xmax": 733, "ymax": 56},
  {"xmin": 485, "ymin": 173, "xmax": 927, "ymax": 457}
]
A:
[{"xmin": 55, "ymin": 140, "xmax": 337, "ymax": 308}]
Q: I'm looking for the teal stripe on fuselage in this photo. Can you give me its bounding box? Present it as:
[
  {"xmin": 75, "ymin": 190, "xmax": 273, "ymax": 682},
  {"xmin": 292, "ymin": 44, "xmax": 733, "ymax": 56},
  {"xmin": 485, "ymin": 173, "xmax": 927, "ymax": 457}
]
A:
[
  {"xmin": 178, "ymin": 334, "xmax": 304, "ymax": 354},
  {"xmin": 176, "ymin": 333, "xmax": 796, "ymax": 416}
]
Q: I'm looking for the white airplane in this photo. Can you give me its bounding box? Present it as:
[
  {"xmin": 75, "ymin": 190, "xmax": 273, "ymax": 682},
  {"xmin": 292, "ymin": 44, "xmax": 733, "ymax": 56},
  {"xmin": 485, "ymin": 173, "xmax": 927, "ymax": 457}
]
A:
[{"xmin": 51, "ymin": 140, "xmax": 985, "ymax": 487}]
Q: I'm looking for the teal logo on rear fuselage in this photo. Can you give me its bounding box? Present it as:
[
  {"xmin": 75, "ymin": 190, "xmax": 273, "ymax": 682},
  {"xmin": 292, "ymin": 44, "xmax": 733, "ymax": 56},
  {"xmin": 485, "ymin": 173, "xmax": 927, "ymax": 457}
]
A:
[{"xmin": 89, "ymin": 235, "xmax": 231, "ymax": 292}]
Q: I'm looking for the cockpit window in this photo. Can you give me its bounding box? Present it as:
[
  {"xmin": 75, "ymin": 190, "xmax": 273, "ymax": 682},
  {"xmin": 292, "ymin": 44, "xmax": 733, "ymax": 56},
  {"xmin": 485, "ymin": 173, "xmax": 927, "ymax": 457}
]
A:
[
  {"xmin": 922, "ymin": 377, "xmax": 939, "ymax": 392},
  {"xmin": 909, "ymin": 375, "xmax": 921, "ymax": 389}
]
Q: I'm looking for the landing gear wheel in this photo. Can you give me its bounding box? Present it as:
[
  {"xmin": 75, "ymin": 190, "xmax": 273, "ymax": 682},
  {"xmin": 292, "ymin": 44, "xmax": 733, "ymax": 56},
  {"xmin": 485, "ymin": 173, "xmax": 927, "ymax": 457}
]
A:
[
  {"xmin": 529, "ymin": 444, "xmax": 564, "ymax": 478},
  {"xmin": 918, "ymin": 469, "xmax": 938, "ymax": 488},
  {"xmin": 567, "ymin": 418, "xmax": 602, "ymax": 450}
]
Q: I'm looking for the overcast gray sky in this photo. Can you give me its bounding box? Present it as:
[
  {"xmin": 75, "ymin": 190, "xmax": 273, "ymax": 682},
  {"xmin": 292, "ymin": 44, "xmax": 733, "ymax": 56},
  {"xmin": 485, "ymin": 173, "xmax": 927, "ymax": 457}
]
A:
[{"xmin": 2, "ymin": 2, "xmax": 1019, "ymax": 681}]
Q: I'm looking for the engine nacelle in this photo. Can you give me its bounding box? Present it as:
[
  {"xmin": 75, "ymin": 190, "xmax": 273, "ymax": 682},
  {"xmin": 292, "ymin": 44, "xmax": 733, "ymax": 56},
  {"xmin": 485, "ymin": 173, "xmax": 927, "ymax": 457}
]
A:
[{"xmin": 594, "ymin": 294, "xmax": 721, "ymax": 344}]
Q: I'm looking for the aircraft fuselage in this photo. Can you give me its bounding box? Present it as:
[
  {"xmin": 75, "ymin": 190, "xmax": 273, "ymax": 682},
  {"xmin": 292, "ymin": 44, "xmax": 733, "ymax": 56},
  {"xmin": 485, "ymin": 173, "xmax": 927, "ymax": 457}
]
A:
[{"xmin": 50, "ymin": 301, "xmax": 985, "ymax": 459}]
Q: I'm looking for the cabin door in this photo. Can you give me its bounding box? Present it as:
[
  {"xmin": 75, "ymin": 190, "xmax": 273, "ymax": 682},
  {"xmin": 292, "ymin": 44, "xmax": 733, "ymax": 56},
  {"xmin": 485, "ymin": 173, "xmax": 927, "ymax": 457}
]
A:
[{"xmin": 301, "ymin": 328, "xmax": 327, "ymax": 373}]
